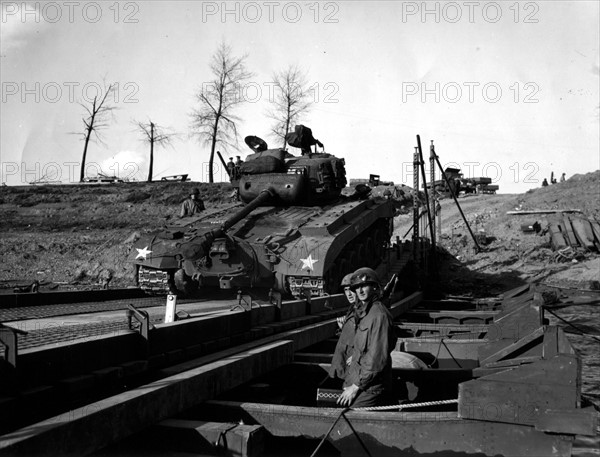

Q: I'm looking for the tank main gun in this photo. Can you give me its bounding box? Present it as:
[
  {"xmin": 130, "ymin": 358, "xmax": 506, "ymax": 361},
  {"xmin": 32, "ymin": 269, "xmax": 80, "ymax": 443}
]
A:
[{"xmin": 221, "ymin": 188, "xmax": 273, "ymax": 232}]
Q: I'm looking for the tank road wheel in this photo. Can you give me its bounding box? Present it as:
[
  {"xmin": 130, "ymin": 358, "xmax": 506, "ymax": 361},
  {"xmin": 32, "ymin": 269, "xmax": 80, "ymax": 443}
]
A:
[{"xmin": 172, "ymin": 269, "xmax": 199, "ymax": 297}]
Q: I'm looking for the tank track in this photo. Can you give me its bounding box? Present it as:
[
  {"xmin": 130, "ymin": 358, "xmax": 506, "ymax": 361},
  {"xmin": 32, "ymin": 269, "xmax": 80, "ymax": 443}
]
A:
[
  {"xmin": 138, "ymin": 266, "xmax": 172, "ymax": 294},
  {"xmin": 288, "ymin": 218, "xmax": 392, "ymax": 297}
]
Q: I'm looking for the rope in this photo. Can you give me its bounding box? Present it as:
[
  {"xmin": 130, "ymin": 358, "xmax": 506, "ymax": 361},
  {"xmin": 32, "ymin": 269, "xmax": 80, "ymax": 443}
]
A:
[
  {"xmin": 352, "ymin": 398, "xmax": 458, "ymax": 411},
  {"xmin": 441, "ymin": 339, "xmax": 463, "ymax": 369}
]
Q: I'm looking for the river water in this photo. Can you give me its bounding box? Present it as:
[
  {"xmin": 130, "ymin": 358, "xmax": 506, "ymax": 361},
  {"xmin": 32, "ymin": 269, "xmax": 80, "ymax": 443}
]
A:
[{"xmin": 545, "ymin": 301, "xmax": 600, "ymax": 456}]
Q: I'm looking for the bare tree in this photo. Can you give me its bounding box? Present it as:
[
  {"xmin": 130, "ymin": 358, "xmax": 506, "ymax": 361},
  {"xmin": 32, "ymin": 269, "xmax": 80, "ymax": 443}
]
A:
[
  {"xmin": 135, "ymin": 120, "xmax": 176, "ymax": 182},
  {"xmin": 190, "ymin": 42, "xmax": 253, "ymax": 183},
  {"xmin": 75, "ymin": 83, "xmax": 117, "ymax": 182},
  {"xmin": 267, "ymin": 65, "xmax": 312, "ymax": 149}
]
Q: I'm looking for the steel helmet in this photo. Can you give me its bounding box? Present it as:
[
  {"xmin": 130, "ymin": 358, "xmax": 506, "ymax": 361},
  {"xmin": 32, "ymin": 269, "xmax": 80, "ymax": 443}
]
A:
[
  {"xmin": 350, "ymin": 267, "xmax": 380, "ymax": 288},
  {"xmin": 340, "ymin": 273, "xmax": 354, "ymax": 287}
]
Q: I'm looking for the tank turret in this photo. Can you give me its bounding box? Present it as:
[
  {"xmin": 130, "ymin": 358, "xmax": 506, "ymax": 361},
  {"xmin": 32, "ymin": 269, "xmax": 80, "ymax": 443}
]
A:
[{"xmin": 236, "ymin": 129, "xmax": 346, "ymax": 204}]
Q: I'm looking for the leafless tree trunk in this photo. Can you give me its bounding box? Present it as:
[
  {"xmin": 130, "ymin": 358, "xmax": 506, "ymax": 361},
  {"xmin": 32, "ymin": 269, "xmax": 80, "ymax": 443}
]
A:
[
  {"xmin": 190, "ymin": 42, "xmax": 253, "ymax": 183},
  {"xmin": 267, "ymin": 65, "xmax": 312, "ymax": 149},
  {"xmin": 76, "ymin": 83, "xmax": 117, "ymax": 182},
  {"xmin": 135, "ymin": 120, "xmax": 176, "ymax": 182}
]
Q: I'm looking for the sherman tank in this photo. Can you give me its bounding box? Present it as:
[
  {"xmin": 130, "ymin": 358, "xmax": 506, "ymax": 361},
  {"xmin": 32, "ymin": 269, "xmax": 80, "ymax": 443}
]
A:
[{"xmin": 130, "ymin": 126, "xmax": 395, "ymax": 298}]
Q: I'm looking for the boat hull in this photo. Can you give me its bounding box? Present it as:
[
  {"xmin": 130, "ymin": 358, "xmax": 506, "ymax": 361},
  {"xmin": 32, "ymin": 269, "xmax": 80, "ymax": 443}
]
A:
[{"xmin": 202, "ymin": 400, "xmax": 573, "ymax": 457}]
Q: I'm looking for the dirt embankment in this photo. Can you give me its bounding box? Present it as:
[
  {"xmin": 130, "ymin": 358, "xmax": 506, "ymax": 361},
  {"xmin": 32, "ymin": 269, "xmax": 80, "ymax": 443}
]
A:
[
  {"xmin": 0, "ymin": 182, "xmax": 234, "ymax": 289},
  {"xmin": 393, "ymin": 170, "xmax": 600, "ymax": 296},
  {"xmin": 1, "ymin": 171, "xmax": 598, "ymax": 295}
]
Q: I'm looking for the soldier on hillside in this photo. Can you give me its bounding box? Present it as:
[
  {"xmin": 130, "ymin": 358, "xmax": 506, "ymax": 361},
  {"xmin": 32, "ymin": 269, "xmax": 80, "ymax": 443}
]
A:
[
  {"xmin": 227, "ymin": 157, "xmax": 236, "ymax": 180},
  {"xmin": 180, "ymin": 188, "xmax": 205, "ymax": 217}
]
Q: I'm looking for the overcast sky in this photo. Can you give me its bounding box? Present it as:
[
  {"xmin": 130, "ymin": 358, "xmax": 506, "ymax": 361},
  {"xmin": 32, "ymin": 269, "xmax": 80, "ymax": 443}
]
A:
[{"xmin": 1, "ymin": 1, "xmax": 598, "ymax": 192}]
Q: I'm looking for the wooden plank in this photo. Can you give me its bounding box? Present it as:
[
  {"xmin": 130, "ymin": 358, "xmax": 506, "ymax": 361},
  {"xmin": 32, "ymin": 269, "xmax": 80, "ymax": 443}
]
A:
[
  {"xmin": 542, "ymin": 325, "xmax": 558, "ymax": 358},
  {"xmin": 557, "ymin": 326, "xmax": 576, "ymax": 355},
  {"xmin": 561, "ymin": 216, "xmax": 579, "ymax": 247},
  {"xmin": 0, "ymin": 339, "xmax": 296, "ymax": 456},
  {"xmin": 571, "ymin": 217, "xmax": 595, "ymax": 250},
  {"xmin": 459, "ymin": 378, "xmax": 576, "ymax": 426},
  {"xmin": 501, "ymin": 283, "xmax": 531, "ymax": 301},
  {"xmin": 548, "ymin": 223, "xmax": 568, "ymax": 249},
  {"xmin": 535, "ymin": 407, "xmax": 598, "ymax": 436},
  {"xmin": 483, "ymin": 355, "xmax": 541, "ymax": 368},
  {"xmin": 293, "ymin": 352, "xmax": 332, "ymax": 364},
  {"xmin": 150, "ymin": 310, "xmax": 253, "ymax": 355},
  {"xmin": 589, "ymin": 220, "xmax": 600, "ymax": 242},
  {"xmin": 483, "ymin": 304, "xmax": 542, "ymax": 346},
  {"xmin": 406, "ymin": 310, "xmax": 497, "ymax": 324},
  {"xmin": 389, "ymin": 292, "xmax": 423, "ymax": 319},
  {"xmin": 480, "ymin": 353, "xmax": 579, "ymax": 387},
  {"xmin": 397, "ymin": 322, "xmax": 488, "ymax": 338},
  {"xmin": 154, "ymin": 419, "xmax": 265, "ymax": 457},
  {"xmin": 507, "ymin": 209, "xmax": 582, "ymax": 215},
  {"xmin": 501, "ymin": 290, "xmax": 535, "ymax": 311},
  {"xmin": 159, "ymin": 319, "xmax": 337, "ymax": 377},
  {"xmin": 480, "ymin": 326, "xmax": 545, "ymax": 365}
]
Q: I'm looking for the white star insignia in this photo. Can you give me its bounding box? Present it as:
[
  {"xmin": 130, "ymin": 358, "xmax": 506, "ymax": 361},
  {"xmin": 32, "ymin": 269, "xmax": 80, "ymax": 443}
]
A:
[
  {"xmin": 300, "ymin": 254, "xmax": 318, "ymax": 271},
  {"xmin": 135, "ymin": 246, "xmax": 152, "ymax": 260}
]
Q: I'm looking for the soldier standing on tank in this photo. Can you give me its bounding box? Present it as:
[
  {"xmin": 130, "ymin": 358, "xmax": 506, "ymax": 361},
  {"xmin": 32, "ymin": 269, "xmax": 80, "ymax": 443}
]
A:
[
  {"xmin": 180, "ymin": 188, "xmax": 205, "ymax": 217},
  {"xmin": 337, "ymin": 268, "xmax": 396, "ymax": 408},
  {"xmin": 330, "ymin": 274, "xmax": 358, "ymax": 380},
  {"xmin": 234, "ymin": 156, "xmax": 243, "ymax": 180},
  {"xmin": 226, "ymin": 157, "xmax": 236, "ymax": 180}
]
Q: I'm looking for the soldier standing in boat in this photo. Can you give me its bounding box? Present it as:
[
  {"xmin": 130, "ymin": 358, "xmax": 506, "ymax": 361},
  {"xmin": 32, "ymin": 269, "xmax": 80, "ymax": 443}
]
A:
[
  {"xmin": 337, "ymin": 268, "xmax": 396, "ymax": 408},
  {"xmin": 329, "ymin": 273, "xmax": 357, "ymax": 380}
]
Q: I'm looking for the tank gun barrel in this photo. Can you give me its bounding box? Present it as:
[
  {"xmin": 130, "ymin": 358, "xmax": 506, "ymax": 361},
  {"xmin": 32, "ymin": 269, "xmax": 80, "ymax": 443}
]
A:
[{"xmin": 221, "ymin": 188, "xmax": 273, "ymax": 232}]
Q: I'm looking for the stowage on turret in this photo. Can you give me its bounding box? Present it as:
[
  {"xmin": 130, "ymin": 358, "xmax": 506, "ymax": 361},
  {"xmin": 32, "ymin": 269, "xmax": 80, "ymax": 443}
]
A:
[{"xmin": 130, "ymin": 125, "xmax": 395, "ymax": 298}]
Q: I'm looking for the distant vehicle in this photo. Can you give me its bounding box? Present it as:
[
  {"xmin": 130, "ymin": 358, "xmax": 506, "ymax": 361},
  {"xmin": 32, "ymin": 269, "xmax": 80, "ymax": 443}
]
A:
[
  {"xmin": 429, "ymin": 168, "xmax": 498, "ymax": 196},
  {"xmin": 82, "ymin": 174, "xmax": 124, "ymax": 184},
  {"xmin": 160, "ymin": 174, "xmax": 189, "ymax": 182}
]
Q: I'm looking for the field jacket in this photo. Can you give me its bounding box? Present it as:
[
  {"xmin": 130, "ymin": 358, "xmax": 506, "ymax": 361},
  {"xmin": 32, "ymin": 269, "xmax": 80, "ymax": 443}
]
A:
[
  {"xmin": 180, "ymin": 198, "xmax": 205, "ymax": 217},
  {"xmin": 343, "ymin": 297, "xmax": 395, "ymax": 392},
  {"xmin": 329, "ymin": 314, "xmax": 355, "ymax": 379}
]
